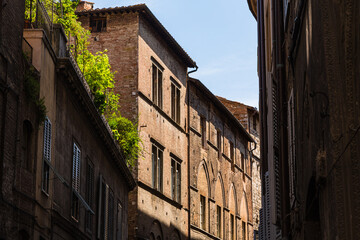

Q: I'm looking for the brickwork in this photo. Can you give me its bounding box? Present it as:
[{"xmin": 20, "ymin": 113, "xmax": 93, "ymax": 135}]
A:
[
  {"xmin": 188, "ymin": 79, "xmax": 254, "ymax": 240},
  {"xmin": 78, "ymin": 5, "xmax": 192, "ymax": 239}
]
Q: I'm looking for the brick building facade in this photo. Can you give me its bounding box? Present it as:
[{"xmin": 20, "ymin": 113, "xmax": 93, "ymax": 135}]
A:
[
  {"xmin": 77, "ymin": 2, "xmax": 257, "ymax": 240},
  {"xmin": 217, "ymin": 97, "xmax": 261, "ymax": 236},
  {"xmin": 0, "ymin": 1, "xmax": 135, "ymax": 239}
]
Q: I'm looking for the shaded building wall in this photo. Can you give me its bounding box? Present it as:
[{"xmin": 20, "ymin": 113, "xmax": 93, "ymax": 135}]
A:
[
  {"xmin": 252, "ymin": 0, "xmax": 360, "ymax": 239},
  {"xmin": 188, "ymin": 81, "xmax": 253, "ymax": 240},
  {"xmin": 0, "ymin": 1, "xmax": 39, "ymax": 239}
]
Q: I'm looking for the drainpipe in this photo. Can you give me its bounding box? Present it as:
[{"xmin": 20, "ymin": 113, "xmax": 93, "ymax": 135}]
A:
[{"xmin": 187, "ymin": 65, "xmax": 197, "ymax": 240}]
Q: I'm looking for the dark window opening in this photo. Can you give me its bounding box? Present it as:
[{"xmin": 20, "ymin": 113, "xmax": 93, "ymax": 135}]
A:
[{"xmin": 90, "ymin": 17, "xmax": 107, "ymax": 33}]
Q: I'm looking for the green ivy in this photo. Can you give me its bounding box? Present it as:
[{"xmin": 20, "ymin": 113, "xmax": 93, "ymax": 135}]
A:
[{"xmin": 54, "ymin": 0, "xmax": 142, "ymax": 166}]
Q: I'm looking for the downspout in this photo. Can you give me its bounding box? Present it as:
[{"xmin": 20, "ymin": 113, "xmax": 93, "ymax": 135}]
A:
[{"xmin": 187, "ymin": 65, "xmax": 197, "ymax": 240}]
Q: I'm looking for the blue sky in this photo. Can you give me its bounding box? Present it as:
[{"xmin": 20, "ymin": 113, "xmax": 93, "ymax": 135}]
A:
[{"xmin": 92, "ymin": 0, "xmax": 258, "ymax": 108}]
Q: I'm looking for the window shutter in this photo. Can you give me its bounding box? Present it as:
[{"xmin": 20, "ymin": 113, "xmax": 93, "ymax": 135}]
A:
[
  {"xmin": 288, "ymin": 90, "xmax": 296, "ymax": 205},
  {"xmin": 158, "ymin": 70, "xmax": 163, "ymax": 108},
  {"xmin": 72, "ymin": 143, "xmax": 81, "ymax": 192},
  {"xmin": 116, "ymin": 202, "xmax": 123, "ymax": 240},
  {"xmin": 265, "ymin": 172, "xmax": 271, "ymax": 239},
  {"xmin": 108, "ymin": 190, "xmax": 114, "ymax": 240},
  {"xmin": 43, "ymin": 118, "xmax": 52, "ymax": 162},
  {"xmin": 152, "ymin": 146, "xmax": 157, "ymax": 189},
  {"xmin": 86, "ymin": 162, "xmax": 94, "ymax": 232},
  {"xmin": 176, "ymin": 88, "xmax": 180, "ymax": 123},
  {"xmin": 171, "ymin": 160, "xmax": 175, "ymax": 199},
  {"xmin": 97, "ymin": 175, "xmax": 103, "ymax": 239}
]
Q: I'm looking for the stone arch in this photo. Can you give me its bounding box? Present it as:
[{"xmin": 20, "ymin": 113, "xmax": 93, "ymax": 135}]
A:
[
  {"xmin": 170, "ymin": 228, "xmax": 181, "ymax": 240},
  {"xmin": 197, "ymin": 160, "xmax": 210, "ymax": 196},
  {"xmin": 214, "ymin": 172, "xmax": 225, "ymax": 206},
  {"xmin": 149, "ymin": 220, "xmax": 163, "ymax": 240},
  {"xmin": 240, "ymin": 191, "xmax": 249, "ymax": 221},
  {"xmin": 228, "ymin": 183, "xmax": 237, "ymax": 214}
]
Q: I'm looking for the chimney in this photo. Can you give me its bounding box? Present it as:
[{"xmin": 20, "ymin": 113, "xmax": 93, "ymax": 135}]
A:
[{"xmin": 76, "ymin": 1, "xmax": 94, "ymax": 12}]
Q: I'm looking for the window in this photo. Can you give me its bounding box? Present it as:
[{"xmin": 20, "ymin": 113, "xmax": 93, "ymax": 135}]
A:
[
  {"xmin": 241, "ymin": 152, "xmax": 245, "ymax": 170},
  {"xmin": 152, "ymin": 145, "xmax": 163, "ymax": 192},
  {"xmin": 42, "ymin": 117, "xmax": 51, "ymax": 193},
  {"xmin": 152, "ymin": 63, "xmax": 163, "ymax": 108},
  {"xmin": 230, "ymin": 214, "xmax": 235, "ymax": 240},
  {"xmin": 200, "ymin": 195, "xmax": 206, "ymax": 230},
  {"xmin": 288, "ymin": 90, "xmax": 296, "ymax": 205},
  {"xmin": 253, "ymin": 115, "xmax": 257, "ymax": 131},
  {"xmin": 171, "ymin": 158, "xmax": 181, "ymax": 203},
  {"xmin": 216, "ymin": 205, "xmax": 221, "ymax": 237},
  {"xmin": 242, "ymin": 221, "xmax": 246, "ymax": 240},
  {"xmin": 217, "ymin": 129, "xmax": 222, "ymax": 158},
  {"xmin": 230, "ymin": 141, "xmax": 235, "ymax": 171},
  {"xmin": 22, "ymin": 120, "xmax": 32, "ymax": 170},
  {"xmin": 71, "ymin": 142, "xmax": 81, "ymax": 220},
  {"xmin": 85, "ymin": 161, "xmax": 94, "ymax": 232},
  {"xmin": 116, "ymin": 202, "xmax": 123, "ymax": 240},
  {"xmin": 171, "ymin": 81, "xmax": 181, "ymax": 124},
  {"xmin": 200, "ymin": 116, "xmax": 206, "ymax": 147},
  {"xmin": 90, "ymin": 17, "xmax": 106, "ymax": 32},
  {"xmin": 97, "ymin": 176, "xmax": 115, "ymax": 240}
]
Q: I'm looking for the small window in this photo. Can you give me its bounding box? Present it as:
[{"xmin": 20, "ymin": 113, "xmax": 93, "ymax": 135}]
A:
[
  {"xmin": 171, "ymin": 81, "xmax": 181, "ymax": 124},
  {"xmin": 200, "ymin": 195, "xmax": 206, "ymax": 230},
  {"xmin": 90, "ymin": 17, "xmax": 106, "ymax": 33},
  {"xmin": 230, "ymin": 214, "xmax": 235, "ymax": 240},
  {"xmin": 152, "ymin": 63, "xmax": 163, "ymax": 109},
  {"xmin": 85, "ymin": 161, "xmax": 94, "ymax": 232},
  {"xmin": 217, "ymin": 205, "xmax": 221, "ymax": 237},
  {"xmin": 22, "ymin": 120, "xmax": 33, "ymax": 170},
  {"xmin": 241, "ymin": 152, "xmax": 245, "ymax": 170},
  {"xmin": 217, "ymin": 130, "xmax": 222, "ymax": 158},
  {"xmin": 253, "ymin": 115, "xmax": 257, "ymax": 131},
  {"xmin": 42, "ymin": 117, "xmax": 51, "ymax": 193},
  {"xmin": 116, "ymin": 202, "xmax": 123, "ymax": 240},
  {"xmin": 230, "ymin": 141, "xmax": 234, "ymax": 171},
  {"xmin": 71, "ymin": 142, "xmax": 81, "ymax": 220},
  {"xmin": 200, "ymin": 116, "xmax": 206, "ymax": 147},
  {"xmin": 242, "ymin": 221, "xmax": 246, "ymax": 240},
  {"xmin": 97, "ymin": 177, "xmax": 115, "ymax": 239},
  {"xmin": 171, "ymin": 158, "xmax": 181, "ymax": 203},
  {"xmin": 152, "ymin": 145, "xmax": 163, "ymax": 192}
]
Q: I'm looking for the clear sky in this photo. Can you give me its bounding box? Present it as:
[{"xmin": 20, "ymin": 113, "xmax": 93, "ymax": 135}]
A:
[{"xmin": 91, "ymin": 0, "xmax": 259, "ymax": 108}]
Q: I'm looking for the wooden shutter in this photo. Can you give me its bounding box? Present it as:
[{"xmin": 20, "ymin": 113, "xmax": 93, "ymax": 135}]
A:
[
  {"xmin": 43, "ymin": 117, "xmax": 51, "ymax": 162},
  {"xmin": 116, "ymin": 202, "xmax": 123, "ymax": 240},
  {"xmin": 97, "ymin": 175, "xmax": 103, "ymax": 239},
  {"xmin": 176, "ymin": 162, "xmax": 181, "ymax": 203},
  {"xmin": 288, "ymin": 90, "xmax": 296, "ymax": 205},
  {"xmin": 176, "ymin": 87, "xmax": 180, "ymax": 123},
  {"xmin": 86, "ymin": 161, "xmax": 94, "ymax": 232},
  {"xmin": 72, "ymin": 143, "xmax": 81, "ymax": 192},
  {"xmin": 108, "ymin": 190, "xmax": 114, "ymax": 240}
]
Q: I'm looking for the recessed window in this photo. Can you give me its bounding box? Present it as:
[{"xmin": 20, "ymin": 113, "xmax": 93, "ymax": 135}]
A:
[
  {"xmin": 200, "ymin": 116, "xmax": 206, "ymax": 147},
  {"xmin": 230, "ymin": 214, "xmax": 235, "ymax": 240},
  {"xmin": 90, "ymin": 17, "xmax": 106, "ymax": 33},
  {"xmin": 42, "ymin": 117, "xmax": 51, "ymax": 194},
  {"xmin": 22, "ymin": 120, "xmax": 33, "ymax": 170},
  {"xmin": 230, "ymin": 141, "xmax": 235, "ymax": 171},
  {"xmin": 171, "ymin": 81, "xmax": 181, "ymax": 124},
  {"xmin": 200, "ymin": 195, "xmax": 206, "ymax": 230},
  {"xmin": 217, "ymin": 129, "xmax": 222, "ymax": 158},
  {"xmin": 71, "ymin": 142, "xmax": 81, "ymax": 220},
  {"xmin": 85, "ymin": 160, "xmax": 94, "ymax": 232},
  {"xmin": 217, "ymin": 205, "xmax": 221, "ymax": 237},
  {"xmin": 152, "ymin": 63, "xmax": 163, "ymax": 109},
  {"xmin": 241, "ymin": 152, "xmax": 245, "ymax": 170},
  {"xmin": 242, "ymin": 221, "xmax": 247, "ymax": 240},
  {"xmin": 253, "ymin": 115, "xmax": 257, "ymax": 131},
  {"xmin": 171, "ymin": 158, "xmax": 181, "ymax": 203},
  {"xmin": 152, "ymin": 145, "xmax": 163, "ymax": 192},
  {"xmin": 97, "ymin": 176, "xmax": 115, "ymax": 239}
]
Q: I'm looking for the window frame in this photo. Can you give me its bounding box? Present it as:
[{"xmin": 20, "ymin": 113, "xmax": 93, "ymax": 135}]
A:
[
  {"xmin": 85, "ymin": 159, "xmax": 94, "ymax": 233},
  {"xmin": 171, "ymin": 157, "xmax": 181, "ymax": 203},
  {"xmin": 170, "ymin": 78, "xmax": 181, "ymax": 124},
  {"xmin": 152, "ymin": 144, "xmax": 164, "ymax": 192},
  {"xmin": 200, "ymin": 195, "xmax": 206, "ymax": 230},
  {"xmin": 200, "ymin": 116, "xmax": 206, "ymax": 148},
  {"xmin": 151, "ymin": 59, "xmax": 163, "ymax": 109},
  {"xmin": 89, "ymin": 16, "xmax": 107, "ymax": 33},
  {"xmin": 217, "ymin": 129, "xmax": 222, "ymax": 159},
  {"xmin": 216, "ymin": 205, "xmax": 222, "ymax": 238},
  {"xmin": 71, "ymin": 142, "xmax": 81, "ymax": 221},
  {"xmin": 42, "ymin": 117, "xmax": 51, "ymax": 194}
]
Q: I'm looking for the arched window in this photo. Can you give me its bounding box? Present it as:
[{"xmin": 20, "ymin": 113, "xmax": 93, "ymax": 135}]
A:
[
  {"xmin": 149, "ymin": 220, "xmax": 163, "ymax": 240},
  {"xmin": 215, "ymin": 174, "xmax": 225, "ymax": 238},
  {"xmin": 229, "ymin": 185, "xmax": 237, "ymax": 240},
  {"xmin": 197, "ymin": 161, "xmax": 210, "ymax": 231},
  {"xmin": 22, "ymin": 120, "xmax": 33, "ymax": 170},
  {"xmin": 240, "ymin": 191, "xmax": 249, "ymax": 240}
]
